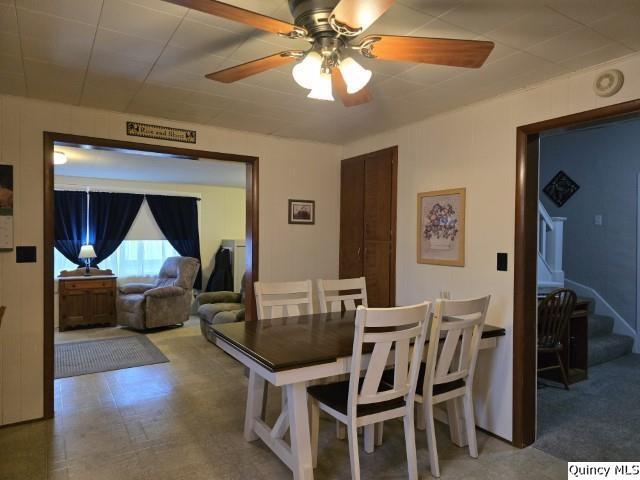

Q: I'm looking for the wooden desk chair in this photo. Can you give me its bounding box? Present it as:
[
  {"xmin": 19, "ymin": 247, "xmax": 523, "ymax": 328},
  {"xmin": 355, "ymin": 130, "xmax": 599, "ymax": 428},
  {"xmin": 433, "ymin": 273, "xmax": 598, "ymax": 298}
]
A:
[
  {"xmin": 537, "ymin": 288, "xmax": 577, "ymax": 390},
  {"xmin": 411, "ymin": 296, "xmax": 491, "ymax": 478},
  {"xmin": 317, "ymin": 277, "xmax": 368, "ymax": 313},
  {"xmin": 308, "ymin": 302, "xmax": 431, "ymax": 480}
]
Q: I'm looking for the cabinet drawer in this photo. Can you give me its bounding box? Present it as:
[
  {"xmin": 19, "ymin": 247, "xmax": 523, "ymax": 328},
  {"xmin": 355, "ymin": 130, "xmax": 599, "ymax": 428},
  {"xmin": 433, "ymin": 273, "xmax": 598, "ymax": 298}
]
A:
[{"xmin": 62, "ymin": 279, "xmax": 114, "ymax": 290}]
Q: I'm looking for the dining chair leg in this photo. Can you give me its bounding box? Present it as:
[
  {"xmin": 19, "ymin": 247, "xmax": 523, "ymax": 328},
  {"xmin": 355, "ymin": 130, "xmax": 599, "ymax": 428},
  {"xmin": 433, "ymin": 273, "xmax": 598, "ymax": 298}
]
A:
[
  {"xmin": 374, "ymin": 422, "xmax": 383, "ymax": 446},
  {"xmin": 416, "ymin": 402, "xmax": 426, "ymax": 431},
  {"xmin": 462, "ymin": 393, "xmax": 478, "ymax": 458},
  {"xmin": 403, "ymin": 413, "xmax": 419, "ymax": 480},
  {"xmin": 364, "ymin": 425, "xmax": 375, "ymax": 453},
  {"xmin": 310, "ymin": 399, "xmax": 320, "ymax": 469},
  {"xmin": 244, "ymin": 370, "xmax": 266, "ymax": 441},
  {"xmin": 336, "ymin": 422, "xmax": 346, "ymax": 440},
  {"xmin": 556, "ymin": 351, "xmax": 570, "ymax": 390},
  {"xmin": 424, "ymin": 402, "xmax": 440, "ymax": 478},
  {"xmin": 347, "ymin": 423, "xmax": 361, "ymax": 480}
]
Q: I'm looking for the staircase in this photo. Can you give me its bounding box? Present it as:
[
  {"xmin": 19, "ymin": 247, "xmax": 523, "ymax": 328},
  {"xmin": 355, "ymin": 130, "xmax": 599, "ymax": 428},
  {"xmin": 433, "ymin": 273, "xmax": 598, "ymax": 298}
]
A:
[{"xmin": 585, "ymin": 299, "xmax": 634, "ymax": 366}]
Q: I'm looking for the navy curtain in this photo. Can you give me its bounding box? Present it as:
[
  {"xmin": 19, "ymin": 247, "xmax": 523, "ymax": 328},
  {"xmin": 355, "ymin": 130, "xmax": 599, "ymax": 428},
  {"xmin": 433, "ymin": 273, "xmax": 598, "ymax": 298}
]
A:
[
  {"xmin": 54, "ymin": 190, "xmax": 87, "ymax": 266},
  {"xmin": 88, "ymin": 192, "xmax": 144, "ymax": 267},
  {"xmin": 146, "ymin": 195, "xmax": 202, "ymax": 289}
]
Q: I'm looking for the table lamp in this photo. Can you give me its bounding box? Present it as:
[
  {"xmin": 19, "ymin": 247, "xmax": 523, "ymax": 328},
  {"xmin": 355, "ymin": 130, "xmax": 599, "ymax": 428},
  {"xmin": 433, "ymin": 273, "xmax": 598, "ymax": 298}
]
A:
[{"xmin": 78, "ymin": 244, "xmax": 97, "ymax": 275}]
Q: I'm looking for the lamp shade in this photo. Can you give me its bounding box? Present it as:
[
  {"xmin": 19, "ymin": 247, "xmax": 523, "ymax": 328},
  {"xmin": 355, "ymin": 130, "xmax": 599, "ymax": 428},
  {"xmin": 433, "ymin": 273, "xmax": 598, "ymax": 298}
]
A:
[
  {"xmin": 307, "ymin": 72, "xmax": 334, "ymax": 101},
  {"xmin": 78, "ymin": 244, "xmax": 97, "ymax": 259},
  {"xmin": 339, "ymin": 57, "xmax": 372, "ymax": 94},
  {"xmin": 292, "ymin": 51, "xmax": 322, "ymax": 90}
]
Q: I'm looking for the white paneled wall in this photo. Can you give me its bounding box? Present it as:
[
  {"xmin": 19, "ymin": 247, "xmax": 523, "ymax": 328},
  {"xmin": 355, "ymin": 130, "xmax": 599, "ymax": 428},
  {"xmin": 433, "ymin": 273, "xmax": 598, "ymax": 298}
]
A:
[
  {"xmin": 0, "ymin": 96, "xmax": 341, "ymax": 425},
  {"xmin": 344, "ymin": 52, "xmax": 640, "ymax": 441}
]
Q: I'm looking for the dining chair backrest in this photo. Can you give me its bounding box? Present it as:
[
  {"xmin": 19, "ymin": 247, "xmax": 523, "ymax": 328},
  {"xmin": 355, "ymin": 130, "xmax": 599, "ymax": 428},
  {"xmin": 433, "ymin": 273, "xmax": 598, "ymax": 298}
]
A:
[
  {"xmin": 348, "ymin": 303, "xmax": 431, "ymax": 417},
  {"xmin": 422, "ymin": 296, "xmax": 491, "ymax": 397},
  {"xmin": 254, "ymin": 280, "xmax": 314, "ymax": 320},
  {"xmin": 317, "ymin": 277, "xmax": 368, "ymax": 314},
  {"xmin": 538, "ymin": 288, "xmax": 577, "ymax": 348}
]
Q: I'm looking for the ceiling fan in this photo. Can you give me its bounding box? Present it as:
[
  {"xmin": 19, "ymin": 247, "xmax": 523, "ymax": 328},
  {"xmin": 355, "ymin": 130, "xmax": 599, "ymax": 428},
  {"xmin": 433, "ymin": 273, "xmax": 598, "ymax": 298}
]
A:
[{"xmin": 164, "ymin": 0, "xmax": 495, "ymax": 106}]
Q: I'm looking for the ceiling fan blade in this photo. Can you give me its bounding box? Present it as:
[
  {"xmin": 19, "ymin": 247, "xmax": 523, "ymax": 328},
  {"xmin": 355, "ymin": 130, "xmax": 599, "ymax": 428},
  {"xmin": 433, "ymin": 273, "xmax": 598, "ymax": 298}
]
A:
[
  {"xmin": 359, "ymin": 35, "xmax": 495, "ymax": 68},
  {"xmin": 164, "ymin": 0, "xmax": 306, "ymax": 37},
  {"xmin": 329, "ymin": 0, "xmax": 395, "ymax": 36},
  {"xmin": 332, "ymin": 68, "xmax": 373, "ymax": 107},
  {"xmin": 206, "ymin": 51, "xmax": 303, "ymax": 83}
]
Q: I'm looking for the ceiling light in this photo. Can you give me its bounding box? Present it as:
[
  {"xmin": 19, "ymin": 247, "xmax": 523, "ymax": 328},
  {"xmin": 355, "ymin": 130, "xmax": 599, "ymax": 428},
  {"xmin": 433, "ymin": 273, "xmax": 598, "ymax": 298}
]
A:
[
  {"xmin": 339, "ymin": 56, "xmax": 372, "ymax": 94},
  {"xmin": 53, "ymin": 151, "xmax": 68, "ymax": 165},
  {"xmin": 292, "ymin": 51, "xmax": 322, "ymax": 90},
  {"xmin": 308, "ymin": 71, "xmax": 334, "ymax": 101}
]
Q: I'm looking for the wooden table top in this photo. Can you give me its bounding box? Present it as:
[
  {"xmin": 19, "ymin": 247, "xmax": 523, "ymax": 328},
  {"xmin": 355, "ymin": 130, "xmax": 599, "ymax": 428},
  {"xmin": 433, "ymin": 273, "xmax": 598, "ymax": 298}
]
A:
[{"xmin": 213, "ymin": 310, "xmax": 506, "ymax": 373}]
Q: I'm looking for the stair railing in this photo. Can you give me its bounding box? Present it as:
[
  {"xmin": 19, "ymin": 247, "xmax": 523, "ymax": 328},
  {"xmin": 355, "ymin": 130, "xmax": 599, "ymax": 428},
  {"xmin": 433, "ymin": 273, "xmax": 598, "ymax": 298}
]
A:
[{"xmin": 538, "ymin": 201, "xmax": 566, "ymax": 282}]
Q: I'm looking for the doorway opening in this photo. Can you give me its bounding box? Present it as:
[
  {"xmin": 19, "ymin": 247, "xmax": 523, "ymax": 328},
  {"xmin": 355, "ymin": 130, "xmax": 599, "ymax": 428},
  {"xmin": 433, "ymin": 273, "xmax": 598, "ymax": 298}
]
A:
[
  {"xmin": 513, "ymin": 99, "xmax": 640, "ymax": 450},
  {"xmin": 43, "ymin": 132, "xmax": 259, "ymax": 419}
]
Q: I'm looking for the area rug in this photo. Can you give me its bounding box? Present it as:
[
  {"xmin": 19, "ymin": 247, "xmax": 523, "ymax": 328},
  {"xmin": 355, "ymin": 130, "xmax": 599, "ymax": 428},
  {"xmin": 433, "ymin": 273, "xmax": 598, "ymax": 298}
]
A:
[
  {"xmin": 55, "ymin": 335, "xmax": 169, "ymax": 379},
  {"xmin": 535, "ymin": 353, "xmax": 640, "ymax": 461}
]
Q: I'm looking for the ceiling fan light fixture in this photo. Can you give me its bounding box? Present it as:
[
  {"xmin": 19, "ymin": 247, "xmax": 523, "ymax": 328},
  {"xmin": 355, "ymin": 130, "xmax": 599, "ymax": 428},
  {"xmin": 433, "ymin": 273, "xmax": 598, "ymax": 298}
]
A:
[
  {"xmin": 292, "ymin": 51, "xmax": 323, "ymax": 89},
  {"xmin": 339, "ymin": 56, "xmax": 372, "ymax": 94},
  {"xmin": 308, "ymin": 71, "xmax": 334, "ymax": 101}
]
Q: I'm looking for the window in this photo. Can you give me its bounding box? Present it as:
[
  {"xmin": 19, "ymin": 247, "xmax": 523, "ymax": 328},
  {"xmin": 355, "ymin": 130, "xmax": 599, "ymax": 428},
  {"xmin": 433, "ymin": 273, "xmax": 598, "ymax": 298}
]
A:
[{"xmin": 54, "ymin": 240, "xmax": 179, "ymax": 278}]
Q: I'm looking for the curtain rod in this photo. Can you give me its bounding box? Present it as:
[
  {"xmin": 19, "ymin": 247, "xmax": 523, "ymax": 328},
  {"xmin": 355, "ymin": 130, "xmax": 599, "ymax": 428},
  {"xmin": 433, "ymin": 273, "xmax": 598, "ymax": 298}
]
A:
[{"xmin": 55, "ymin": 186, "xmax": 201, "ymax": 200}]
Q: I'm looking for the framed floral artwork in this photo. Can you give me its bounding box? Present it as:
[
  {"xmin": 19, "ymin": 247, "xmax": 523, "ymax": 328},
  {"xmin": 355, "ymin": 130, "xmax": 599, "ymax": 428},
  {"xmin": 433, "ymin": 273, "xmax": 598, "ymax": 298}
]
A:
[{"xmin": 417, "ymin": 188, "xmax": 465, "ymax": 266}]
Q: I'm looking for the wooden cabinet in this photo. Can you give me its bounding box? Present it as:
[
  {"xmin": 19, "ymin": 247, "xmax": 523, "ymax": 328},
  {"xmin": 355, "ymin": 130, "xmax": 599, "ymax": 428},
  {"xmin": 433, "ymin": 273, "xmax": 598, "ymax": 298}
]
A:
[
  {"xmin": 58, "ymin": 276, "xmax": 117, "ymax": 331},
  {"xmin": 339, "ymin": 147, "xmax": 397, "ymax": 307}
]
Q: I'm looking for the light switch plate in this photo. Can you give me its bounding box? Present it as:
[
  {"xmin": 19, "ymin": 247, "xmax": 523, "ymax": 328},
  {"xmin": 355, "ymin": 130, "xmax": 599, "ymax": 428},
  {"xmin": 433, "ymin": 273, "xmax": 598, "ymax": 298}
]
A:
[{"xmin": 595, "ymin": 214, "xmax": 603, "ymax": 226}]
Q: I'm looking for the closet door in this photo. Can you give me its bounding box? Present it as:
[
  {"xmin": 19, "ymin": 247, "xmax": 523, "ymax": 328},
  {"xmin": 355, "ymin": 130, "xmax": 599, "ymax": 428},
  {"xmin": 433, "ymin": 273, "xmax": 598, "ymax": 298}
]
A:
[
  {"xmin": 339, "ymin": 156, "xmax": 365, "ymax": 279},
  {"xmin": 363, "ymin": 149, "xmax": 395, "ymax": 307},
  {"xmin": 339, "ymin": 147, "xmax": 396, "ymax": 308}
]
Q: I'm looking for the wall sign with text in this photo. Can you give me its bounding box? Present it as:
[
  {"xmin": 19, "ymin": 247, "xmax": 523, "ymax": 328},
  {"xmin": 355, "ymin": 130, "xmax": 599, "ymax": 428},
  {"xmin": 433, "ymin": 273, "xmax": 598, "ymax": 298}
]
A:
[{"xmin": 126, "ymin": 121, "xmax": 197, "ymax": 144}]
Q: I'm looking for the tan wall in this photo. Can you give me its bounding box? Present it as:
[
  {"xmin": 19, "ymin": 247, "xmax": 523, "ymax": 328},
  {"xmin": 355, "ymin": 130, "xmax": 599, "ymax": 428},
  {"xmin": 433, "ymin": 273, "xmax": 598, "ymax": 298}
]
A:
[
  {"xmin": 0, "ymin": 95, "xmax": 341, "ymax": 425},
  {"xmin": 344, "ymin": 52, "xmax": 640, "ymax": 441}
]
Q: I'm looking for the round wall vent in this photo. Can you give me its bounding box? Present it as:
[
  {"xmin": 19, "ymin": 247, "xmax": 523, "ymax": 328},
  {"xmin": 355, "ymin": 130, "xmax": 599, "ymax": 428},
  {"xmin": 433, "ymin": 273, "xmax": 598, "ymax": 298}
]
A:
[{"xmin": 593, "ymin": 69, "xmax": 624, "ymax": 97}]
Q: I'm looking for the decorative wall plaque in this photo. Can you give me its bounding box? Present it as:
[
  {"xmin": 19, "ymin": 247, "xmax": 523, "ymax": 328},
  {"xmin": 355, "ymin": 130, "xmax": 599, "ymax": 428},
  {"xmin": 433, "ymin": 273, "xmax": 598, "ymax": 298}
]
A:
[
  {"xmin": 0, "ymin": 164, "xmax": 14, "ymax": 251},
  {"xmin": 126, "ymin": 121, "xmax": 196, "ymax": 144},
  {"xmin": 543, "ymin": 171, "xmax": 580, "ymax": 207}
]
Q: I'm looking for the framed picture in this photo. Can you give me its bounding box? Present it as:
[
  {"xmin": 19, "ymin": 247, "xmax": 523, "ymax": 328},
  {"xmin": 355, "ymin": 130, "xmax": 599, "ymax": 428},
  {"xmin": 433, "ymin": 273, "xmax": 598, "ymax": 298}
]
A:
[
  {"xmin": 0, "ymin": 164, "xmax": 14, "ymax": 251},
  {"xmin": 288, "ymin": 199, "xmax": 315, "ymax": 225},
  {"xmin": 417, "ymin": 188, "xmax": 465, "ymax": 266}
]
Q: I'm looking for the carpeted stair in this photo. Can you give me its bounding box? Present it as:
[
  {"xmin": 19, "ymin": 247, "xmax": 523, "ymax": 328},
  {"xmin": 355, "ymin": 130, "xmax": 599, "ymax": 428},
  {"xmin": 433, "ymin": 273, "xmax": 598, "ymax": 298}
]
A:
[{"xmin": 584, "ymin": 298, "xmax": 634, "ymax": 367}]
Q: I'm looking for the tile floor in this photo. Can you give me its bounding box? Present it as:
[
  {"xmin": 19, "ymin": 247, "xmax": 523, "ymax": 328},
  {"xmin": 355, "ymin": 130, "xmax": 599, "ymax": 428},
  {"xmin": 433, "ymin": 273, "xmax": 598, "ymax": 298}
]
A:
[{"xmin": 1, "ymin": 320, "xmax": 567, "ymax": 480}]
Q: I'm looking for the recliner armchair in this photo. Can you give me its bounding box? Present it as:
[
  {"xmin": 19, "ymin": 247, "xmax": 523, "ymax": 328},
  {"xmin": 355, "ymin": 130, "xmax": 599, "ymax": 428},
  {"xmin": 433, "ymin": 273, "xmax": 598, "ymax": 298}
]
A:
[
  {"xmin": 197, "ymin": 273, "xmax": 246, "ymax": 343},
  {"xmin": 116, "ymin": 256, "xmax": 200, "ymax": 330}
]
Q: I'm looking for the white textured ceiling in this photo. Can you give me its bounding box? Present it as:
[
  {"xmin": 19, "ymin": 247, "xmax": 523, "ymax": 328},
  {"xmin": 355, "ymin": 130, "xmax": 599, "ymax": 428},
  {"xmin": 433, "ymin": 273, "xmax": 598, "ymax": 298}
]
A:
[
  {"xmin": 1, "ymin": 0, "xmax": 639, "ymax": 144},
  {"xmin": 54, "ymin": 145, "xmax": 247, "ymax": 187}
]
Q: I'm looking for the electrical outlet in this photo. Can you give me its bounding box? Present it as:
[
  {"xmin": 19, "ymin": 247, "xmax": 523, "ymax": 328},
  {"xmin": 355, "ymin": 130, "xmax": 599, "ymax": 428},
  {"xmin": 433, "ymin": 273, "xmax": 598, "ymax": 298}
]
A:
[{"xmin": 594, "ymin": 214, "xmax": 603, "ymax": 226}]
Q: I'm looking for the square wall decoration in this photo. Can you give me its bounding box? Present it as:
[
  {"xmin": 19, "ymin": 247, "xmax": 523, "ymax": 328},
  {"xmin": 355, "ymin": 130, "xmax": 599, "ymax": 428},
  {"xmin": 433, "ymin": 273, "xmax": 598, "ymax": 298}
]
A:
[{"xmin": 543, "ymin": 171, "xmax": 580, "ymax": 207}]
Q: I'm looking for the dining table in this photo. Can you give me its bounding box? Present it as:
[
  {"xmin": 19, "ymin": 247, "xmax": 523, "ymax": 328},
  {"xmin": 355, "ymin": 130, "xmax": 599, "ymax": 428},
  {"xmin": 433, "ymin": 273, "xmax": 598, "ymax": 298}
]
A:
[{"xmin": 212, "ymin": 310, "xmax": 505, "ymax": 480}]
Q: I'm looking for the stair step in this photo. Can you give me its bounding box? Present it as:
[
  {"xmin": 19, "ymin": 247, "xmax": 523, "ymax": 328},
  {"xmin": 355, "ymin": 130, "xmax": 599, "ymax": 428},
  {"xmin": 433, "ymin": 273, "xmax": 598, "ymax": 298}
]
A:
[
  {"xmin": 588, "ymin": 314, "xmax": 614, "ymax": 338},
  {"xmin": 588, "ymin": 334, "xmax": 634, "ymax": 367}
]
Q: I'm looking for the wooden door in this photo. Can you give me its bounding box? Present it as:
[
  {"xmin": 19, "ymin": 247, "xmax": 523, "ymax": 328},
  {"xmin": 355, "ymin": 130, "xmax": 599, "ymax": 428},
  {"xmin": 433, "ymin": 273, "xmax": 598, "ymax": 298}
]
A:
[
  {"xmin": 339, "ymin": 156, "xmax": 365, "ymax": 279},
  {"xmin": 339, "ymin": 147, "xmax": 397, "ymax": 308}
]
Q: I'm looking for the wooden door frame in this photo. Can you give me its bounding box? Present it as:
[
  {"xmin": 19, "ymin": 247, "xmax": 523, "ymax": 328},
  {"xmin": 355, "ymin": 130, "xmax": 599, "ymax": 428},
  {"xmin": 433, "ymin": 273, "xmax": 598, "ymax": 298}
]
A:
[
  {"xmin": 43, "ymin": 132, "xmax": 259, "ymax": 419},
  {"xmin": 513, "ymin": 98, "xmax": 640, "ymax": 447},
  {"xmin": 339, "ymin": 145, "xmax": 397, "ymax": 306}
]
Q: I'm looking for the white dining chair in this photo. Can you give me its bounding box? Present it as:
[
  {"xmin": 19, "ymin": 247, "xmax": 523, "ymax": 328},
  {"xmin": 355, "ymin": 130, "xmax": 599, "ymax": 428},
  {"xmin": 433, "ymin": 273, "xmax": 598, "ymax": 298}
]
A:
[
  {"xmin": 308, "ymin": 302, "xmax": 431, "ymax": 480},
  {"xmin": 254, "ymin": 280, "xmax": 314, "ymax": 320},
  {"xmin": 252, "ymin": 280, "xmax": 314, "ymax": 431},
  {"xmin": 417, "ymin": 296, "xmax": 491, "ymax": 478},
  {"xmin": 317, "ymin": 277, "xmax": 368, "ymax": 313}
]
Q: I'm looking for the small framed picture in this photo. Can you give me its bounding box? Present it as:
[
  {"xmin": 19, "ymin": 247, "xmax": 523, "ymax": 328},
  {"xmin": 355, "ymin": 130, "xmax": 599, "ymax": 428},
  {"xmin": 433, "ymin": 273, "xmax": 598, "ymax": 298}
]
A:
[
  {"xmin": 288, "ymin": 199, "xmax": 315, "ymax": 225},
  {"xmin": 417, "ymin": 188, "xmax": 466, "ymax": 267}
]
